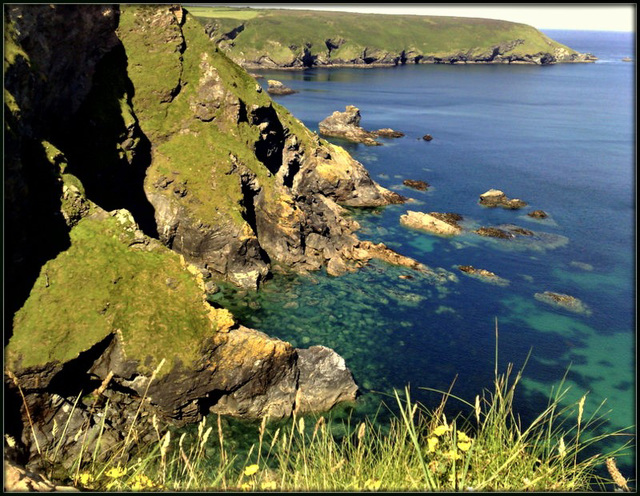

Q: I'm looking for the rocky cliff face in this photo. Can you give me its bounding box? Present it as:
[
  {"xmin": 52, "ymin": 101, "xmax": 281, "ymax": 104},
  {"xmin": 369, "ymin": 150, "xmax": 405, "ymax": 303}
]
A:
[{"xmin": 3, "ymin": 4, "xmax": 412, "ymax": 472}]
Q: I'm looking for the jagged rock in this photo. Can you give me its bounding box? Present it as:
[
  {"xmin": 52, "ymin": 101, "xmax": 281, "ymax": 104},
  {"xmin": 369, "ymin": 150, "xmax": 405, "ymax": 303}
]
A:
[
  {"xmin": 400, "ymin": 211, "xmax": 462, "ymax": 236},
  {"xmin": 534, "ymin": 291, "xmax": 591, "ymax": 315},
  {"xmin": 479, "ymin": 189, "xmax": 527, "ymax": 209},
  {"xmin": 403, "ymin": 179, "xmax": 429, "ymax": 191},
  {"xmin": 374, "ymin": 128, "xmax": 404, "ymax": 138},
  {"xmin": 266, "ymin": 79, "xmax": 297, "ymax": 95},
  {"xmin": 528, "ymin": 209, "xmax": 548, "ymax": 219},
  {"xmin": 318, "ymin": 106, "xmax": 382, "ymax": 146},
  {"xmin": 296, "ymin": 346, "xmax": 358, "ymax": 412},
  {"xmin": 458, "ymin": 265, "xmax": 509, "ymax": 286}
]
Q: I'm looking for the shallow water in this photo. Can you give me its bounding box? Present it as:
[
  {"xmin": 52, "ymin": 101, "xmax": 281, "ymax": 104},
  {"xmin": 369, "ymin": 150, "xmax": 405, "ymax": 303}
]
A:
[{"xmin": 212, "ymin": 30, "xmax": 635, "ymax": 478}]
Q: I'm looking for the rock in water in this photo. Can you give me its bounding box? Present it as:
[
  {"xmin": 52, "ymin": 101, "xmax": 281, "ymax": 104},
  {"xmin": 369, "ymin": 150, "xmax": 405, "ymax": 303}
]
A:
[
  {"xmin": 400, "ymin": 211, "xmax": 462, "ymax": 236},
  {"xmin": 479, "ymin": 189, "xmax": 527, "ymax": 209},
  {"xmin": 266, "ymin": 79, "xmax": 297, "ymax": 95},
  {"xmin": 403, "ymin": 179, "xmax": 430, "ymax": 191},
  {"xmin": 296, "ymin": 346, "xmax": 358, "ymax": 412},
  {"xmin": 534, "ymin": 291, "xmax": 591, "ymax": 315},
  {"xmin": 319, "ymin": 105, "xmax": 381, "ymax": 145}
]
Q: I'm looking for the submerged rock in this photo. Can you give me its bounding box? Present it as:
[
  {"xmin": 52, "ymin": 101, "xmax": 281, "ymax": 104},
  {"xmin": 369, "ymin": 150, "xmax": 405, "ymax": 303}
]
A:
[
  {"xmin": 400, "ymin": 211, "xmax": 463, "ymax": 236},
  {"xmin": 527, "ymin": 209, "xmax": 548, "ymax": 219},
  {"xmin": 403, "ymin": 179, "xmax": 430, "ymax": 191},
  {"xmin": 458, "ymin": 265, "xmax": 509, "ymax": 286},
  {"xmin": 266, "ymin": 79, "xmax": 297, "ymax": 95},
  {"xmin": 479, "ymin": 189, "xmax": 527, "ymax": 209},
  {"xmin": 534, "ymin": 291, "xmax": 591, "ymax": 315}
]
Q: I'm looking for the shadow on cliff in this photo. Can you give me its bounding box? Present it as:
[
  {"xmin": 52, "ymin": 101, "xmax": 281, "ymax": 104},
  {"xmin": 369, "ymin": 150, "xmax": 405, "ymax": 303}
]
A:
[
  {"xmin": 58, "ymin": 42, "xmax": 158, "ymax": 238},
  {"xmin": 4, "ymin": 111, "xmax": 71, "ymax": 346}
]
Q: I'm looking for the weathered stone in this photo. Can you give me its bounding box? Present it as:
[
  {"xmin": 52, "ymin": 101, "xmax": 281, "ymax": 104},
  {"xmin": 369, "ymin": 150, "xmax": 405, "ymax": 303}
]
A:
[
  {"xmin": 296, "ymin": 346, "xmax": 358, "ymax": 412},
  {"xmin": 534, "ymin": 291, "xmax": 591, "ymax": 315},
  {"xmin": 400, "ymin": 211, "xmax": 462, "ymax": 236},
  {"xmin": 374, "ymin": 128, "xmax": 404, "ymax": 138},
  {"xmin": 458, "ymin": 265, "xmax": 509, "ymax": 286},
  {"xmin": 318, "ymin": 106, "xmax": 382, "ymax": 146},
  {"xmin": 403, "ymin": 179, "xmax": 429, "ymax": 191},
  {"xmin": 266, "ymin": 79, "xmax": 297, "ymax": 95},
  {"xmin": 479, "ymin": 189, "xmax": 527, "ymax": 209},
  {"xmin": 528, "ymin": 209, "xmax": 548, "ymax": 219}
]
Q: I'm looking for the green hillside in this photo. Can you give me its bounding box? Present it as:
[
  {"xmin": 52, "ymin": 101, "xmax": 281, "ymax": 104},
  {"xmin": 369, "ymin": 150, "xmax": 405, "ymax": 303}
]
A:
[{"xmin": 188, "ymin": 6, "xmax": 594, "ymax": 67}]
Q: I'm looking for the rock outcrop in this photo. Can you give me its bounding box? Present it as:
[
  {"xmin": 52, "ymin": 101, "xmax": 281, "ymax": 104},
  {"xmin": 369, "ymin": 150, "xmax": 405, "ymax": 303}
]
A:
[
  {"xmin": 400, "ymin": 211, "xmax": 463, "ymax": 236},
  {"xmin": 458, "ymin": 265, "xmax": 509, "ymax": 286},
  {"xmin": 527, "ymin": 209, "xmax": 548, "ymax": 219},
  {"xmin": 318, "ymin": 106, "xmax": 403, "ymax": 146},
  {"xmin": 266, "ymin": 79, "xmax": 297, "ymax": 95},
  {"xmin": 403, "ymin": 179, "xmax": 429, "ymax": 191},
  {"xmin": 534, "ymin": 291, "xmax": 591, "ymax": 316},
  {"xmin": 479, "ymin": 189, "xmax": 527, "ymax": 209}
]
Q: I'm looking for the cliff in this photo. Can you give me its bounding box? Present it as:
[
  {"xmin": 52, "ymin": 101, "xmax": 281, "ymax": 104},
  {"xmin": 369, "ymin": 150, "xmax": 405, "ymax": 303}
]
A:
[
  {"xmin": 192, "ymin": 7, "xmax": 597, "ymax": 69},
  {"xmin": 3, "ymin": 4, "xmax": 417, "ymax": 471}
]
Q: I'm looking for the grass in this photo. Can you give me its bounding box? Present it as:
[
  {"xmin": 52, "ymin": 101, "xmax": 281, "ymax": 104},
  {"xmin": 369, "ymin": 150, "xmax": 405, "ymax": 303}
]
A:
[
  {"xmin": 34, "ymin": 337, "xmax": 634, "ymax": 492},
  {"xmin": 6, "ymin": 213, "xmax": 220, "ymax": 377}
]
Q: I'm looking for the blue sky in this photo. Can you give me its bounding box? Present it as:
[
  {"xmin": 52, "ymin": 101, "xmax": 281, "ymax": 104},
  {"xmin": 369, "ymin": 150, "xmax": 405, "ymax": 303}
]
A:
[{"xmin": 226, "ymin": 4, "xmax": 636, "ymax": 32}]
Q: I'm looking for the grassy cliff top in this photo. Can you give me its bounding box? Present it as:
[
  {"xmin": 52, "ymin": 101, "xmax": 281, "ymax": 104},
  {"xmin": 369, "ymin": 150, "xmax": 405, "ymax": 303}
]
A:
[
  {"xmin": 7, "ymin": 212, "xmax": 223, "ymax": 376},
  {"xmin": 188, "ymin": 6, "xmax": 577, "ymax": 63}
]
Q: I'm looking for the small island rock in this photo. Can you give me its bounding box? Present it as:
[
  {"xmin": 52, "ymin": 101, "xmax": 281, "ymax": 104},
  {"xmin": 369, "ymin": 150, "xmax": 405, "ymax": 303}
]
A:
[
  {"xmin": 400, "ymin": 210, "xmax": 462, "ymax": 236},
  {"xmin": 267, "ymin": 79, "xmax": 297, "ymax": 95},
  {"xmin": 403, "ymin": 179, "xmax": 430, "ymax": 191},
  {"xmin": 534, "ymin": 291, "xmax": 591, "ymax": 315},
  {"xmin": 422, "ymin": 134, "xmax": 433, "ymax": 141},
  {"xmin": 528, "ymin": 210, "xmax": 548, "ymax": 219},
  {"xmin": 458, "ymin": 265, "xmax": 509, "ymax": 286},
  {"xmin": 479, "ymin": 189, "xmax": 527, "ymax": 209},
  {"xmin": 318, "ymin": 106, "xmax": 402, "ymax": 146}
]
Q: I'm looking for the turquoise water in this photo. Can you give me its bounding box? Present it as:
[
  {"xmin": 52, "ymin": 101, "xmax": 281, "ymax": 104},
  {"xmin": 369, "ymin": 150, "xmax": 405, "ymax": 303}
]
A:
[{"xmin": 212, "ymin": 31, "xmax": 636, "ymax": 478}]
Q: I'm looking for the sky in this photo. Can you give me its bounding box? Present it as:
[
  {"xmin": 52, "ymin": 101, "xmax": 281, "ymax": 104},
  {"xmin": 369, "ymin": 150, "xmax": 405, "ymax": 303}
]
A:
[{"xmin": 229, "ymin": 4, "xmax": 636, "ymax": 32}]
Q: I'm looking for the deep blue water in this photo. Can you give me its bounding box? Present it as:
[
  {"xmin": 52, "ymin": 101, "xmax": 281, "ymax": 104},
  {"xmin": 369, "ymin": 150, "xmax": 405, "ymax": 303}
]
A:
[{"xmin": 214, "ymin": 31, "xmax": 636, "ymax": 479}]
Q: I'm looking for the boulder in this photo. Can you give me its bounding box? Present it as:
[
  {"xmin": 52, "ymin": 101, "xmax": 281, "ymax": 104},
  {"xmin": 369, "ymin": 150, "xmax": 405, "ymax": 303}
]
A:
[
  {"xmin": 527, "ymin": 209, "xmax": 548, "ymax": 219},
  {"xmin": 422, "ymin": 134, "xmax": 433, "ymax": 141},
  {"xmin": 374, "ymin": 128, "xmax": 405, "ymax": 138},
  {"xmin": 403, "ymin": 179, "xmax": 429, "ymax": 191},
  {"xmin": 400, "ymin": 210, "xmax": 462, "ymax": 236},
  {"xmin": 479, "ymin": 189, "xmax": 527, "ymax": 209},
  {"xmin": 266, "ymin": 79, "xmax": 297, "ymax": 95},
  {"xmin": 534, "ymin": 291, "xmax": 591, "ymax": 315}
]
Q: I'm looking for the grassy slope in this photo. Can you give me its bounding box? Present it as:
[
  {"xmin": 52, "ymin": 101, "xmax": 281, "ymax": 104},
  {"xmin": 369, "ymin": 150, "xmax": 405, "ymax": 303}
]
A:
[
  {"xmin": 194, "ymin": 7, "xmax": 576, "ymax": 63},
  {"xmin": 7, "ymin": 213, "xmax": 220, "ymax": 375}
]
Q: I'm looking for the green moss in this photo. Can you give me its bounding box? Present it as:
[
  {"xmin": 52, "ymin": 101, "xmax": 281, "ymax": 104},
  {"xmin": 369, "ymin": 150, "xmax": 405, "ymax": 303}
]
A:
[{"xmin": 7, "ymin": 215, "xmax": 215, "ymax": 376}]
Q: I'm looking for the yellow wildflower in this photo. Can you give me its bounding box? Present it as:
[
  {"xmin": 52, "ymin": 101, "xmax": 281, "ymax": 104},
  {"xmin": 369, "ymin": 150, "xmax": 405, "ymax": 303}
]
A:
[
  {"xmin": 457, "ymin": 441, "xmax": 472, "ymax": 452},
  {"xmin": 433, "ymin": 425, "xmax": 450, "ymax": 436},
  {"xmin": 105, "ymin": 466, "xmax": 127, "ymax": 478},
  {"xmin": 74, "ymin": 472, "xmax": 95, "ymax": 486},
  {"xmin": 240, "ymin": 482, "xmax": 252, "ymax": 491},
  {"xmin": 364, "ymin": 478, "xmax": 382, "ymax": 491},
  {"xmin": 244, "ymin": 464, "xmax": 260, "ymax": 477},
  {"xmin": 261, "ymin": 480, "xmax": 277, "ymax": 490},
  {"xmin": 444, "ymin": 450, "xmax": 461, "ymax": 461},
  {"xmin": 457, "ymin": 431, "xmax": 471, "ymax": 442},
  {"xmin": 427, "ymin": 436, "xmax": 439, "ymax": 453},
  {"xmin": 131, "ymin": 473, "xmax": 154, "ymax": 491}
]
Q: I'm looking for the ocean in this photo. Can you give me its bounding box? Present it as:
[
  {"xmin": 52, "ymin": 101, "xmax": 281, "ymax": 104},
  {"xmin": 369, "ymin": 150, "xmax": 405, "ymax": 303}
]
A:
[{"xmin": 211, "ymin": 30, "xmax": 636, "ymax": 478}]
